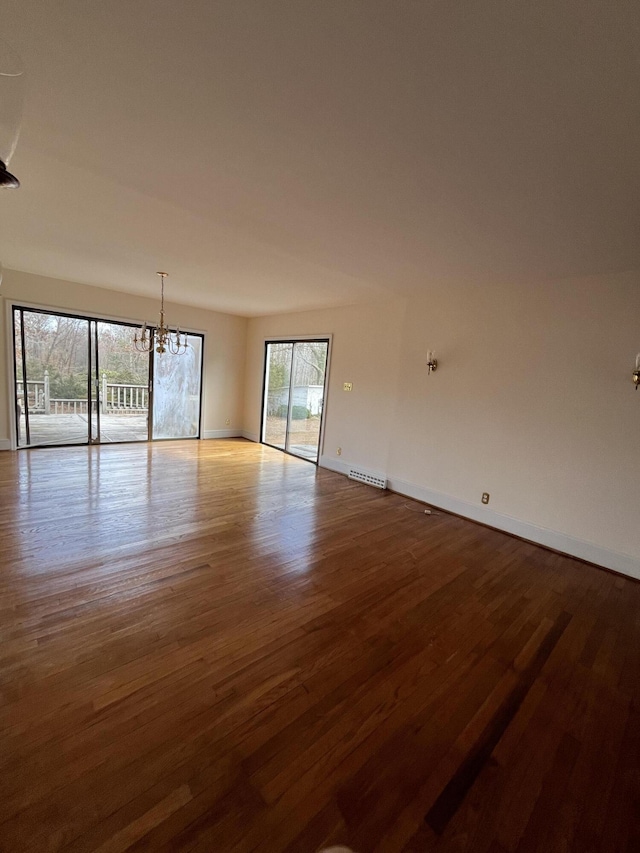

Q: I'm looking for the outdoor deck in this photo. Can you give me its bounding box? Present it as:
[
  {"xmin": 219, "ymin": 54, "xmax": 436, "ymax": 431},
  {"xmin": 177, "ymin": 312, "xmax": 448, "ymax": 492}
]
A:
[
  {"xmin": 18, "ymin": 413, "xmax": 149, "ymax": 446},
  {"xmin": 264, "ymin": 415, "xmax": 322, "ymax": 462},
  {"xmin": 19, "ymin": 414, "xmax": 322, "ymax": 458}
]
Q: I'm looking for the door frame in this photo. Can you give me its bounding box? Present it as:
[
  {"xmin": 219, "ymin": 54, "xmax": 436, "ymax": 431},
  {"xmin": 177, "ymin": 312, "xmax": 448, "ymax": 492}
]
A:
[
  {"xmin": 6, "ymin": 299, "xmax": 206, "ymax": 450},
  {"xmin": 260, "ymin": 334, "xmax": 333, "ymax": 464}
]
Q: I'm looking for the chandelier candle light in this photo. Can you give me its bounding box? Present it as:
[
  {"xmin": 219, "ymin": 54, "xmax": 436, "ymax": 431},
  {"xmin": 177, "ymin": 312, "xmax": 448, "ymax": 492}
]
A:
[{"xmin": 134, "ymin": 272, "xmax": 188, "ymax": 355}]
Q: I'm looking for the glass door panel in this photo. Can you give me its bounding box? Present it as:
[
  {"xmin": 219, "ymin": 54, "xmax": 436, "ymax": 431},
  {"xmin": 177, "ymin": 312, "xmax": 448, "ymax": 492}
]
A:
[
  {"xmin": 263, "ymin": 343, "xmax": 293, "ymax": 450},
  {"xmin": 286, "ymin": 341, "xmax": 328, "ymax": 462},
  {"xmin": 15, "ymin": 309, "xmax": 91, "ymax": 447},
  {"xmin": 89, "ymin": 320, "xmax": 100, "ymax": 444},
  {"xmin": 151, "ymin": 333, "xmax": 203, "ymax": 439},
  {"xmin": 14, "ymin": 310, "xmax": 27, "ymax": 447},
  {"xmin": 96, "ymin": 321, "xmax": 150, "ymax": 442}
]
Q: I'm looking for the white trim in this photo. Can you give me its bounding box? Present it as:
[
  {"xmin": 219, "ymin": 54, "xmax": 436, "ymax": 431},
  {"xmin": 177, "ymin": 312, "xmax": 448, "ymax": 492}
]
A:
[
  {"xmin": 320, "ymin": 454, "xmax": 360, "ymax": 477},
  {"xmin": 318, "ymin": 456, "xmax": 640, "ymax": 580},
  {"xmin": 0, "ymin": 439, "xmax": 11, "ymax": 451},
  {"xmin": 242, "ymin": 430, "xmax": 259, "ymax": 442},
  {"xmin": 202, "ymin": 429, "xmax": 243, "ymax": 439}
]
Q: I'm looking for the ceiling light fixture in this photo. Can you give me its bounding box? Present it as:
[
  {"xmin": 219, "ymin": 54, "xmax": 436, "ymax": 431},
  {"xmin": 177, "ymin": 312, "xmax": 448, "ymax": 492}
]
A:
[
  {"xmin": 0, "ymin": 39, "xmax": 25, "ymax": 189},
  {"xmin": 134, "ymin": 272, "xmax": 188, "ymax": 355},
  {"xmin": 0, "ymin": 158, "xmax": 19, "ymax": 188}
]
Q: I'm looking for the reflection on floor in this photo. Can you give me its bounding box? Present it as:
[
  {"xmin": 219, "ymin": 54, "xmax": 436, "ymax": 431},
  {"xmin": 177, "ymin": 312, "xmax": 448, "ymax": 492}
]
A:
[
  {"xmin": 288, "ymin": 443, "xmax": 318, "ymax": 461},
  {"xmin": 1, "ymin": 439, "xmax": 638, "ymax": 851}
]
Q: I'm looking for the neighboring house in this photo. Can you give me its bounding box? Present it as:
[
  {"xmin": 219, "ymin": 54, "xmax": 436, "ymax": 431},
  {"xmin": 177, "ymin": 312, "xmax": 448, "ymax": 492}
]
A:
[{"xmin": 267, "ymin": 384, "xmax": 324, "ymax": 417}]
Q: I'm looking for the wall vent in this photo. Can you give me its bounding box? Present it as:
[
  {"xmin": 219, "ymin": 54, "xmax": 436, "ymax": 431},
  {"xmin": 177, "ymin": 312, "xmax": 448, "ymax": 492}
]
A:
[{"xmin": 348, "ymin": 468, "xmax": 387, "ymax": 490}]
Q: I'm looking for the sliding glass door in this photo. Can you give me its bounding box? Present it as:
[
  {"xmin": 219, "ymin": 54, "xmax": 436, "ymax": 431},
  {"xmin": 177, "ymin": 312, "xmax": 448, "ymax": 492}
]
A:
[
  {"xmin": 152, "ymin": 334, "xmax": 203, "ymax": 439},
  {"xmin": 262, "ymin": 339, "xmax": 330, "ymax": 463},
  {"xmin": 13, "ymin": 306, "xmax": 204, "ymax": 448},
  {"xmin": 14, "ymin": 309, "xmax": 92, "ymax": 446},
  {"xmin": 263, "ymin": 342, "xmax": 293, "ymax": 451}
]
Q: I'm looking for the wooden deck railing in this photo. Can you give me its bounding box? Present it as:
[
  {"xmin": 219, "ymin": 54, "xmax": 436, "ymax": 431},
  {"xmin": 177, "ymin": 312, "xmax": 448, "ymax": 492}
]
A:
[
  {"xmin": 102, "ymin": 378, "xmax": 148, "ymax": 411},
  {"xmin": 16, "ymin": 373, "xmax": 148, "ymax": 415}
]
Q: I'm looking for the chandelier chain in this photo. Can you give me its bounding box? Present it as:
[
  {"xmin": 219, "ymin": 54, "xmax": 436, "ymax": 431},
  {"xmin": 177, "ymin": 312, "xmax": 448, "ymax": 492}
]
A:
[{"xmin": 133, "ymin": 272, "xmax": 188, "ymax": 355}]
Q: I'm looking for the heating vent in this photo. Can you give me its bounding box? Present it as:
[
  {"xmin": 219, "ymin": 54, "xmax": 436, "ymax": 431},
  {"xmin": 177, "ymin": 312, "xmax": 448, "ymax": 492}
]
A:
[{"xmin": 348, "ymin": 468, "xmax": 387, "ymax": 490}]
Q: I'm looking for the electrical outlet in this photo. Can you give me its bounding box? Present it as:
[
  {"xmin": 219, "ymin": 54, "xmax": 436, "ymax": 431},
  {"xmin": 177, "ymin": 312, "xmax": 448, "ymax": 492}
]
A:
[
  {"xmin": 225, "ymin": 418, "xmax": 230, "ymax": 426},
  {"xmin": 336, "ymin": 447, "xmax": 342, "ymax": 456},
  {"xmin": 343, "ymin": 382, "xmax": 353, "ymax": 392},
  {"xmin": 482, "ymin": 492, "xmax": 490, "ymax": 504}
]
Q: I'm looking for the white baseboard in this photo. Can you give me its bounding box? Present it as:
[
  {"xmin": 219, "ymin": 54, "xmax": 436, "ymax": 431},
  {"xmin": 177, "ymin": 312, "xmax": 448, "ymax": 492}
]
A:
[
  {"xmin": 202, "ymin": 429, "xmax": 243, "ymax": 439},
  {"xmin": 202, "ymin": 430, "xmax": 259, "ymax": 442},
  {"xmin": 0, "ymin": 439, "xmax": 10, "ymax": 451},
  {"xmin": 319, "ymin": 455, "xmax": 640, "ymax": 581},
  {"xmin": 319, "ymin": 454, "xmax": 361, "ymax": 477}
]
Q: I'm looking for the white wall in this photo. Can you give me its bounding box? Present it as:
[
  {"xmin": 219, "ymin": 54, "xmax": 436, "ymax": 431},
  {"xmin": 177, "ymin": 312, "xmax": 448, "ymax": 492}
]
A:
[
  {"xmin": 245, "ymin": 272, "xmax": 640, "ymax": 578},
  {"xmin": 4, "ymin": 266, "xmax": 639, "ymax": 578},
  {"xmin": 243, "ymin": 301, "xmax": 407, "ymax": 469},
  {"xmin": 0, "ymin": 269, "xmax": 248, "ymax": 445}
]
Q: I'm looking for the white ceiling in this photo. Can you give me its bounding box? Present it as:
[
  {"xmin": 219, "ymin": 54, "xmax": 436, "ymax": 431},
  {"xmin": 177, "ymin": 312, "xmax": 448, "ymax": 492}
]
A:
[{"xmin": 1, "ymin": 0, "xmax": 639, "ymax": 316}]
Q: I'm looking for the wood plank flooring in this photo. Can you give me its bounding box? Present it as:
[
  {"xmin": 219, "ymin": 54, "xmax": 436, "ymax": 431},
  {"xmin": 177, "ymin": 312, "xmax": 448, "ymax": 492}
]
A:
[{"xmin": 0, "ymin": 439, "xmax": 638, "ymax": 852}]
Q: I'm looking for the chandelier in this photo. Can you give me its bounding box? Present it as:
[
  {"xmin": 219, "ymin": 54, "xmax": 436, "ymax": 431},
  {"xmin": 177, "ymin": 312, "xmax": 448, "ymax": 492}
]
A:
[{"xmin": 134, "ymin": 272, "xmax": 188, "ymax": 355}]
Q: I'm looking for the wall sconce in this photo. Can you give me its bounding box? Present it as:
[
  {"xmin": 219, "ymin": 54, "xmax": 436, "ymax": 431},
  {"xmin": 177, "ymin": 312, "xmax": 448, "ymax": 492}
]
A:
[
  {"xmin": 427, "ymin": 350, "xmax": 438, "ymax": 375},
  {"xmin": 633, "ymin": 354, "xmax": 640, "ymax": 390}
]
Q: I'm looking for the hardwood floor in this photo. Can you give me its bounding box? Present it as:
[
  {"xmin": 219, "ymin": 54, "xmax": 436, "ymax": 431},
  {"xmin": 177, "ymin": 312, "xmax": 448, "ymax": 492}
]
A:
[{"xmin": 0, "ymin": 439, "xmax": 638, "ymax": 852}]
